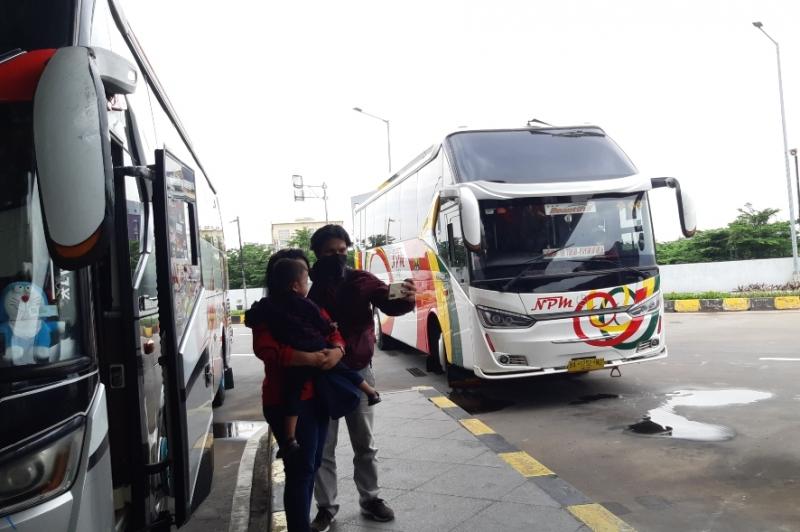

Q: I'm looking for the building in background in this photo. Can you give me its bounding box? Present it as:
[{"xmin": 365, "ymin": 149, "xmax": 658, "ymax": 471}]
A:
[{"xmin": 270, "ymin": 218, "xmax": 344, "ymax": 249}]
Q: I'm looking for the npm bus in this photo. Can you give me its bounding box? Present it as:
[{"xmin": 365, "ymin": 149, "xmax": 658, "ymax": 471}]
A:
[
  {"xmin": 1, "ymin": 1, "xmax": 232, "ymax": 531},
  {"xmin": 353, "ymin": 124, "xmax": 695, "ymax": 382}
]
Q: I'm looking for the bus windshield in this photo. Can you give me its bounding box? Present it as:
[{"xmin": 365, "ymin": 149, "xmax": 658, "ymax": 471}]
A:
[
  {"xmin": 446, "ymin": 128, "xmax": 637, "ymax": 183},
  {"xmin": 472, "ymin": 193, "xmax": 657, "ymax": 292},
  {"xmin": 0, "ymin": 103, "xmax": 85, "ymax": 379}
]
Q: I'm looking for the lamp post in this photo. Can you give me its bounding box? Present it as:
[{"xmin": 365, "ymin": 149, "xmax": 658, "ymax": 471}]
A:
[
  {"xmin": 791, "ymin": 148, "xmax": 800, "ymax": 223},
  {"xmin": 353, "ymin": 107, "xmax": 392, "ymax": 175},
  {"xmin": 230, "ymin": 216, "xmax": 247, "ymax": 310},
  {"xmin": 752, "ymin": 21, "xmax": 800, "ymax": 279},
  {"xmin": 292, "ymin": 174, "xmax": 329, "ymax": 223}
]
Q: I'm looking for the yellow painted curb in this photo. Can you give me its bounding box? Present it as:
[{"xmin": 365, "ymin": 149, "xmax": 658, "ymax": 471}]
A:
[
  {"xmin": 271, "ymin": 511, "xmax": 287, "ymax": 532},
  {"xmin": 430, "ymin": 396, "xmax": 458, "ymax": 409},
  {"xmin": 142, "ymin": 326, "xmax": 153, "ymax": 338},
  {"xmin": 673, "ymin": 299, "xmax": 700, "ymax": 312},
  {"xmin": 460, "ymin": 418, "xmax": 495, "ymax": 435},
  {"xmin": 568, "ymin": 503, "xmax": 636, "ymax": 532},
  {"xmin": 775, "ymin": 296, "xmax": 800, "ymax": 310},
  {"xmin": 722, "ymin": 298, "xmax": 750, "ymax": 311},
  {"xmin": 498, "ymin": 451, "xmax": 554, "ymax": 477}
]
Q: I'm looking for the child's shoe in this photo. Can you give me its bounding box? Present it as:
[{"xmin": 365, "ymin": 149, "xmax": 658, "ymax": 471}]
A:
[
  {"xmin": 277, "ymin": 438, "xmax": 300, "ymax": 458},
  {"xmin": 368, "ymin": 392, "xmax": 382, "ymax": 406}
]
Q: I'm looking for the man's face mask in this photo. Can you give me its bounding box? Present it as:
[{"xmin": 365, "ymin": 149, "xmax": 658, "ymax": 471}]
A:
[{"xmin": 314, "ymin": 253, "xmax": 347, "ymax": 279}]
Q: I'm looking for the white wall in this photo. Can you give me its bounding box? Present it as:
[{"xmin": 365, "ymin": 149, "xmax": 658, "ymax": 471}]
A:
[
  {"xmin": 659, "ymin": 257, "xmax": 795, "ymax": 293},
  {"xmin": 227, "ymin": 288, "xmax": 266, "ymax": 310}
]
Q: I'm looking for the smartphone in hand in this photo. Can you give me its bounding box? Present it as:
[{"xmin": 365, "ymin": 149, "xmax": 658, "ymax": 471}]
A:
[{"xmin": 388, "ymin": 282, "xmax": 405, "ymax": 300}]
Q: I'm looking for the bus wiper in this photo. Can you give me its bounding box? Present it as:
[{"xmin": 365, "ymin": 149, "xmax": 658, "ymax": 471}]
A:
[
  {"xmin": 566, "ymin": 257, "xmax": 652, "ymax": 279},
  {"xmin": 501, "ymin": 244, "xmax": 574, "ymax": 292},
  {"xmin": 527, "ymin": 129, "xmax": 605, "ymax": 138}
]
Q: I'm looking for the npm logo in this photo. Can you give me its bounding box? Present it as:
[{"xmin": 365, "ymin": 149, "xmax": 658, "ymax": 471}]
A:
[{"xmin": 532, "ymin": 296, "xmax": 575, "ymax": 312}]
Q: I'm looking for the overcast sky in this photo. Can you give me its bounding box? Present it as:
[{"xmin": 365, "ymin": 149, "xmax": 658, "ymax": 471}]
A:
[{"xmin": 122, "ymin": 0, "xmax": 800, "ymax": 245}]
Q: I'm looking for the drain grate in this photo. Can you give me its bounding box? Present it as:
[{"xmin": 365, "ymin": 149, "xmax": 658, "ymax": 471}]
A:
[{"xmin": 406, "ymin": 367, "xmax": 427, "ymax": 377}]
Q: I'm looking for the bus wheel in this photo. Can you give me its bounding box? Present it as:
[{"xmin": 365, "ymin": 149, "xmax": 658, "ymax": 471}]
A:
[
  {"xmin": 374, "ymin": 310, "xmax": 398, "ymax": 351},
  {"xmin": 427, "ymin": 323, "xmax": 448, "ymax": 376}
]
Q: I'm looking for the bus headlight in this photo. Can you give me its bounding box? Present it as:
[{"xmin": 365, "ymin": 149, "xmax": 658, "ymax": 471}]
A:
[
  {"xmin": 0, "ymin": 418, "xmax": 84, "ymax": 516},
  {"xmin": 477, "ymin": 306, "xmax": 535, "ymax": 328},
  {"xmin": 627, "ymin": 294, "xmax": 661, "ymax": 317}
]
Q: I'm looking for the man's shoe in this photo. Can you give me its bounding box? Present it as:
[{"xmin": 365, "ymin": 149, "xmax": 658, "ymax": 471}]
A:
[
  {"xmin": 360, "ymin": 498, "xmax": 395, "ymax": 522},
  {"xmin": 310, "ymin": 508, "xmax": 335, "ymax": 532}
]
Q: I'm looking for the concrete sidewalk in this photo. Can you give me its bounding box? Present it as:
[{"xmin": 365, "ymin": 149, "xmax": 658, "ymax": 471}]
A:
[{"xmin": 269, "ymin": 387, "xmax": 633, "ymax": 532}]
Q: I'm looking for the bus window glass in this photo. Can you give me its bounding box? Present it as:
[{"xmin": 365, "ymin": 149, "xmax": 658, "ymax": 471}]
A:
[
  {"xmin": 417, "ymin": 161, "xmax": 439, "ymax": 232},
  {"xmin": 0, "ymin": 0, "xmax": 74, "ymax": 51},
  {"xmin": 125, "ymin": 175, "xmax": 144, "ymax": 278},
  {"xmin": 473, "ymin": 193, "xmax": 657, "ymax": 292},
  {"xmin": 368, "ymin": 195, "xmax": 387, "ymax": 248},
  {"xmin": 0, "ymin": 103, "xmax": 84, "ymax": 371},
  {"xmin": 386, "ymin": 185, "xmax": 401, "ymax": 244},
  {"xmin": 400, "ymin": 173, "xmax": 418, "ymax": 241},
  {"xmin": 446, "ymin": 129, "xmax": 637, "ymax": 183}
]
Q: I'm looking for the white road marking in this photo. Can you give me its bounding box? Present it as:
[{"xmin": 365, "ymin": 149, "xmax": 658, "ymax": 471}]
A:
[
  {"xmin": 759, "ymin": 357, "xmax": 800, "ymax": 362},
  {"xmin": 236, "ymin": 332, "xmax": 252, "ymax": 336},
  {"xmin": 232, "ymin": 353, "xmax": 255, "ymax": 357}
]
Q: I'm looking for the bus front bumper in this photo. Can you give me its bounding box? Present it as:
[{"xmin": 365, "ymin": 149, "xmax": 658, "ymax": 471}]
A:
[{"xmin": 473, "ymin": 346, "xmax": 668, "ymax": 380}]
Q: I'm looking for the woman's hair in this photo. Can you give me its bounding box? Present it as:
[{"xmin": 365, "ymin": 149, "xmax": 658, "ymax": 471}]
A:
[
  {"xmin": 264, "ymin": 248, "xmax": 311, "ymax": 292},
  {"xmin": 310, "ymin": 224, "xmax": 352, "ymax": 255}
]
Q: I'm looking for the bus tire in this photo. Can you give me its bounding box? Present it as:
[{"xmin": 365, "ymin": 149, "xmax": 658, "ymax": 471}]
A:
[
  {"xmin": 427, "ymin": 322, "xmax": 448, "ymax": 376},
  {"xmin": 374, "ymin": 310, "xmax": 398, "ymax": 351}
]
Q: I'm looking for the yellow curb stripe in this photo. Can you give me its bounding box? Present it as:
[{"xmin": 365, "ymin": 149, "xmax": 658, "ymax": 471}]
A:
[
  {"xmin": 498, "ymin": 451, "xmax": 554, "ymax": 477},
  {"xmin": 673, "ymin": 299, "xmax": 700, "ymax": 312},
  {"xmin": 568, "ymin": 503, "xmax": 635, "ymax": 531},
  {"xmin": 775, "ymin": 296, "xmax": 800, "ymax": 310},
  {"xmin": 271, "ymin": 511, "xmax": 287, "ymax": 532},
  {"xmin": 430, "ymin": 396, "xmax": 458, "ymax": 408},
  {"xmin": 460, "ymin": 418, "xmax": 496, "ymax": 435},
  {"xmin": 722, "ymin": 298, "xmax": 750, "ymax": 311}
]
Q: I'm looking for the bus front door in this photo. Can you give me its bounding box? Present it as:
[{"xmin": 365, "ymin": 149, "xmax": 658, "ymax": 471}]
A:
[{"xmin": 152, "ymin": 148, "xmax": 214, "ymax": 526}]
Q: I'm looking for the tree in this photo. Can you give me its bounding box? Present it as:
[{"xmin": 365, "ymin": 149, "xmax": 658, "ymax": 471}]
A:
[
  {"xmin": 287, "ymin": 227, "xmax": 315, "ymax": 263},
  {"xmin": 226, "ymin": 243, "xmax": 271, "ymax": 289},
  {"xmin": 656, "ymin": 204, "xmax": 797, "ymax": 264}
]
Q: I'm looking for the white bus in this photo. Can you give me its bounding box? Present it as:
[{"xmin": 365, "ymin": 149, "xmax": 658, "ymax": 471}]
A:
[
  {"xmin": 1, "ymin": 1, "xmax": 232, "ymax": 530},
  {"xmin": 353, "ymin": 124, "xmax": 695, "ymax": 383}
]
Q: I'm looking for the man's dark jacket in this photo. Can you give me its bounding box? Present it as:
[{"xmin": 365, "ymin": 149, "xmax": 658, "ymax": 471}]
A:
[{"xmin": 308, "ymin": 268, "xmax": 414, "ymax": 370}]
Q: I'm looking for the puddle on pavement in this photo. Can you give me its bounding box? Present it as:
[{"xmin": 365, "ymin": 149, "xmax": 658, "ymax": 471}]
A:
[
  {"xmin": 447, "ymin": 390, "xmax": 515, "ymax": 414},
  {"xmin": 626, "ymin": 389, "xmax": 773, "ymax": 442},
  {"xmin": 212, "ymin": 421, "xmax": 268, "ymax": 440},
  {"xmin": 570, "ymin": 393, "xmax": 620, "ymax": 405}
]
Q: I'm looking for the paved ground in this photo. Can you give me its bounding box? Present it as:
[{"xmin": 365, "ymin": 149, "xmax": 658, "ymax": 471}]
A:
[
  {"xmin": 186, "ymin": 311, "xmax": 800, "ymax": 531},
  {"xmin": 372, "ymin": 311, "xmax": 800, "ymax": 532},
  {"xmin": 271, "ymin": 388, "xmax": 611, "ymax": 532}
]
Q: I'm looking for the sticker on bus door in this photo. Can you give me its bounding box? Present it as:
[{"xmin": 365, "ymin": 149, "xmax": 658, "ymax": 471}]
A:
[{"xmin": 152, "ymin": 148, "xmax": 213, "ymax": 526}]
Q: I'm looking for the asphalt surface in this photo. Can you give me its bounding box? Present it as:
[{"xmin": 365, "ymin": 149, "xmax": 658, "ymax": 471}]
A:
[{"xmin": 187, "ymin": 312, "xmax": 799, "ymax": 531}]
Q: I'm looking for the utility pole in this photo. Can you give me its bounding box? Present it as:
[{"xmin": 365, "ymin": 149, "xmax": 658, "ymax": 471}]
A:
[
  {"xmin": 231, "ymin": 216, "xmax": 248, "ymax": 309},
  {"xmin": 292, "ymin": 175, "xmax": 329, "ymax": 223}
]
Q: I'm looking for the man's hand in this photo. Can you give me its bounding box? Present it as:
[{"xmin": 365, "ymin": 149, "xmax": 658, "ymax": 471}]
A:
[
  {"xmin": 401, "ymin": 278, "xmax": 417, "ymax": 304},
  {"xmin": 320, "ymin": 346, "xmax": 344, "ymax": 370}
]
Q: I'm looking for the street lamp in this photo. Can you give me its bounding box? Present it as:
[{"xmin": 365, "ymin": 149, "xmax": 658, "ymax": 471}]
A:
[
  {"xmin": 752, "ymin": 21, "xmax": 800, "ymax": 280},
  {"xmin": 791, "ymin": 149, "xmax": 800, "ymax": 223},
  {"xmin": 292, "ymin": 174, "xmax": 329, "ymax": 223},
  {"xmin": 353, "ymin": 107, "xmax": 392, "ymax": 175},
  {"xmin": 229, "ymin": 216, "xmax": 248, "ymax": 310}
]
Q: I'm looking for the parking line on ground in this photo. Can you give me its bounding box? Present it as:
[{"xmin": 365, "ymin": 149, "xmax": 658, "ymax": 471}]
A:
[
  {"xmin": 759, "ymin": 357, "xmax": 800, "ymax": 361},
  {"xmin": 429, "ymin": 395, "xmax": 458, "ymax": 408},
  {"xmin": 499, "ymin": 451, "xmax": 554, "ymax": 477},
  {"xmin": 568, "ymin": 503, "xmax": 636, "ymax": 532},
  {"xmin": 459, "ymin": 418, "xmax": 496, "ymax": 435},
  {"xmin": 422, "ymin": 387, "xmax": 636, "ymax": 532}
]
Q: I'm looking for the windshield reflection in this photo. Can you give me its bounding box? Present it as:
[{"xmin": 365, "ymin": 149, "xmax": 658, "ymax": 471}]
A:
[{"xmin": 472, "ymin": 193, "xmax": 657, "ymax": 292}]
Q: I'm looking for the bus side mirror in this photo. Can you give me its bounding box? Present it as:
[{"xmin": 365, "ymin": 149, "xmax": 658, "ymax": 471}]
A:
[
  {"xmin": 651, "ymin": 177, "xmax": 696, "ymax": 237},
  {"xmin": 33, "ymin": 46, "xmax": 137, "ymax": 269},
  {"xmin": 441, "ymin": 185, "xmax": 482, "ymax": 251}
]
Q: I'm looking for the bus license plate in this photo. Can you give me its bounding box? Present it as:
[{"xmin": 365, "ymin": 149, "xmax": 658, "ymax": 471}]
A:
[{"xmin": 567, "ymin": 357, "xmax": 605, "ymax": 372}]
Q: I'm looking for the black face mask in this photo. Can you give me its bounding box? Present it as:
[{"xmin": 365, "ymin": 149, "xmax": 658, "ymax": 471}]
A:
[{"xmin": 313, "ymin": 253, "xmax": 347, "ymax": 280}]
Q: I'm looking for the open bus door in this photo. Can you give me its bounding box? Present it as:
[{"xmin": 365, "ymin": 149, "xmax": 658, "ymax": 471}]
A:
[{"xmin": 152, "ymin": 148, "xmax": 214, "ymax": 526}]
